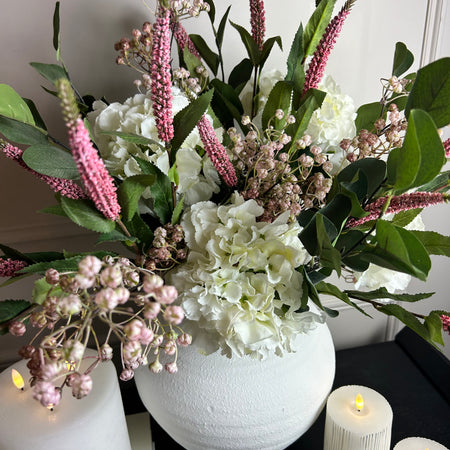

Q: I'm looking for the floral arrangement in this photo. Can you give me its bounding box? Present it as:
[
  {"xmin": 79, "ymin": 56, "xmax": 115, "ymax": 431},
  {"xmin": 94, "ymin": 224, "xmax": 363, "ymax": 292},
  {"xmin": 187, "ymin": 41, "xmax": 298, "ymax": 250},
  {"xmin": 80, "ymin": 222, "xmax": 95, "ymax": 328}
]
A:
[{"xmin": 1, "ymin": 0, "xmax": 449, "ymax": 408}]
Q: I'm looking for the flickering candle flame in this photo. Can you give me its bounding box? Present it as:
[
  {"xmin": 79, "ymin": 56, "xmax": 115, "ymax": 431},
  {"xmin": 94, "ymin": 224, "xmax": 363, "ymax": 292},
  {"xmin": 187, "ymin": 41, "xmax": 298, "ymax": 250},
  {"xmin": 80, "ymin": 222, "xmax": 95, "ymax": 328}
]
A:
[
  {"xmin": 355, "ymin": 393, "xmax": 364, "ymax": 411},
  {"xmin": 11, "ymin": 369, "xmax": 24, "ymax": 390}
]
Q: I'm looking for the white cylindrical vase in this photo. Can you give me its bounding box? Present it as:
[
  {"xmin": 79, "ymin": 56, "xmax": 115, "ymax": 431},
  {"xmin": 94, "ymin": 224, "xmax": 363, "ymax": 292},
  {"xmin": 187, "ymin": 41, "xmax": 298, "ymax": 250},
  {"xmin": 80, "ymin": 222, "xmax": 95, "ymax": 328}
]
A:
[
  {"xmin": 135, "ymin": 320, "xmax": 335, "ymax": 450},
  {"xmin": 0, "ymin": 350, "xmax": 131, "ymax": 450}
]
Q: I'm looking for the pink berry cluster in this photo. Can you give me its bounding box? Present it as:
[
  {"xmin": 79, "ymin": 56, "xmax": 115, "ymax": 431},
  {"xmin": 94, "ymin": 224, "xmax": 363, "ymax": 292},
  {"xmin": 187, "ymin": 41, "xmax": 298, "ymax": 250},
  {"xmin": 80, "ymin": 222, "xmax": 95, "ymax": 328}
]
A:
[
  {"xmin": 115, "ymin": 22, "xmax": 154, "ymax": 90},
  {"xmin": 340, "ymin": 104, "xmax": 408, "ymax": 162},
  {"xmin": 144, "ymin": 223, "xmax": 187, "ymax": 271},
  {"xmin": 11, "ymin": 255, "xmax": 189, "ymax": 407},
  {"xmin": 173, "ymin": 66, "xmax": 208, "ymax": 96},
  {"xmin": 229, "ymin": 115, "xmax": 333, "ymax": 222}
]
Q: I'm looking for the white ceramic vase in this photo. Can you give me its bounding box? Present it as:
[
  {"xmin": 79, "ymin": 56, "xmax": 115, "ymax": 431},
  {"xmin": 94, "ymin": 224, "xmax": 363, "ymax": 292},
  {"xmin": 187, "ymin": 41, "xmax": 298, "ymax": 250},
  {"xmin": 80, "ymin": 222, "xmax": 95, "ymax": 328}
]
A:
[{"xmin": 134, "ymin": 320, "xmax": 335, "ymax": 450}]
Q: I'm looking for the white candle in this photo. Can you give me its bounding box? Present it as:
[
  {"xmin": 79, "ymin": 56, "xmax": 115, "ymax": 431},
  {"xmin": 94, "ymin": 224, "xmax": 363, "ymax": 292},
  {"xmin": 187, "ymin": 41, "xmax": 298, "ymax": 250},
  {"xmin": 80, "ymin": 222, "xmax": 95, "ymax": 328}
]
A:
[
  {"xmin": 0, "ymin": 350, "xmax": 131, "ymax": 450},
  {"xmin": 324, "ymin": 385, "xmax": 393, "ymax": 450},
  {"xmin": 394, "ymin": 437, "xmax": 449, "ymax": 450}
]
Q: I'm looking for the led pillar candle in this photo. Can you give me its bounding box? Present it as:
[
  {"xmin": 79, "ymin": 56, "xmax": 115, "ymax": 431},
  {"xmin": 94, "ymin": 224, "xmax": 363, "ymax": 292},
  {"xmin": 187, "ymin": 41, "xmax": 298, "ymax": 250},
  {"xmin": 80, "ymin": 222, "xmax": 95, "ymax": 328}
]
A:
[
  {"xmin": 0, "ymin": 350, "xmax": 131, "ymax": 450},
  {"xmin": 324, "ymin": 385, "xmax": 393, "ymax": 450},
  {"xmin": 393, "ymin": 437, "xmax": 449, "ymax": 450}
]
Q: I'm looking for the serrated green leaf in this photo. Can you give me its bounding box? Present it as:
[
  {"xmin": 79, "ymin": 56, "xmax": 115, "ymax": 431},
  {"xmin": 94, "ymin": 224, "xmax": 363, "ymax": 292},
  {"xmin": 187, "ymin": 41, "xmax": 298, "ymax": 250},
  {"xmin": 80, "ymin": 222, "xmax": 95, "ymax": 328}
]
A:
[
  {"xmin": 0, "ymin": 244, "xmax": 35, "ymax": 264},
  {"xmin": 391, "ymin": 208, "xmax": 422, "ymax": 228},
  {"xmin": 0, "ymin": 300, "xmax": 31, "ymax": 323},
  {"xmin": 117, "ymin": 174, "xmax": 156, "ymax": 221},
  {"xmin": 39, "ymin": 204, "xmax": 67, "ymax": 217},
  {"xmin": 388, "ymin": 109, "xmax": 445, "ymax": 191},
  {"xmin": 345, "ymin": 287, "xmax": 433, "ymax": 303},
  {"xmin": 189, "ymin": 34, "xmax": 220, "ymax": 76},
  {"xmin": 32, "ymin": 278, "xmax": 54, "ymax": 305},
  {"xmin": 97, "ymin": 229, "xmax": 138, "ymax": 244},
  {"xmin": 303, "ymin": 0, "xmax": 336, "ymax": 57},
  {"xmin": 405, "ymin": 57, "xmax": 450, "ymax": 128},
  {"xmin": 99, "ymin": 131, "xmax": 164, "ymax": 150},
  {"xmin": 122, "ymin": 213, "xmax": 154, "ymax": 252},
  {"xmin": 410, "ymin": 230, "xmax": 450, "ymax": 257},
  {"xmin": 261, "ymin": 81, "xmax": 293, "ymax": 131},
  {"xmin": 22, "ymin": 144, "xmax": 79, "ymax": 179},
  {"xmin": 0, "ymin": 84, "xmax": 35, "ymax": 125},
  {"xmin": 172, "ymin": 89, "xmax": 214, "ymax": 155},
  {"xmin": 0, "ymin": 115, "xmax": 48, "ymax": 145},
  {"xmin": 20, "ymin": 256, "xmax": 85, "ymax": 275},
  {"xmin": 286, "ymin": 23, "xmax": 304, "ymax": 81},
  {"xmin": 60, "ymin": 197, "xmax": 116, "ymax": 233},
  {"xmin": 392, "ymin": 42, "xmax": 414, "ymax": 77},
  {"xmin": 29, "ymin": 62, "xmax": 68, "ymax": 84}
]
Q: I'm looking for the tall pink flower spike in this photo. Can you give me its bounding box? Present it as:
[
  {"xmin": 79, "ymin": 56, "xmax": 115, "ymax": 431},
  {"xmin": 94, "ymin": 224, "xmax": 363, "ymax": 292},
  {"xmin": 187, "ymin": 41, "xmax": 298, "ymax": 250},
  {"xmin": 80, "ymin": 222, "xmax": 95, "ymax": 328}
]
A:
[
  {"xmin": 0, "ymin": 258, "xmax": 28, "ymax": 277},
  {"xmin": 171, "ymin": 18, "xmax": 201, "ymax": 60},
  {"xmin": 249, "ymin": 0, "xmax": 266, "ymax": 51},
  {"xmin": 302, "ymin": 0, "xmax": 356, "ymax": 96},
  {"xmin": 197, "ymin": 115, "xmax": 237, "ymax": 187},
  {"xmin": 0, "ymin": 141, "xmax": 87, "ymax": 200},
  {"xmin": 151, "ymin": 4, "xmax": 174, "ymax": 143},
  {"xmin": 346, "ymin": 192, "xmax": 448, "ymax": 228},
  {"xmin": 57, "ymin": 79, "xmax": 121, "ymax": 221}
]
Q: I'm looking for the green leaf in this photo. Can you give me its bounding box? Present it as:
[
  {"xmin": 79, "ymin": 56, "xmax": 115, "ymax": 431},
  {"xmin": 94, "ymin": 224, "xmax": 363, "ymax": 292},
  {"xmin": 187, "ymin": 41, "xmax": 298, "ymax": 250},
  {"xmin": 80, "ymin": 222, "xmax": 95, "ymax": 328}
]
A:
[
  {"xmin": 287, "ymin": 89, "xmax": 326, "ymax": 152},
  {"xmin": 23, "ymin": 98, "xmax": 47, "ymax": 130},
  {"xmin": 261, "ymin": 81, "xmax": 293, "ymax": 131},
  {"xmin": 25, "ymin": 251, "xmax": 65, "ymax": 263},
  {"xmin": 345, "ymin": 287, "xmax": 433, "ymax": 303},
  {"xmin": 391, "ymin": 208, "xmax": 422, "ymax": 228},
  {"xmin": 172, "ymin": 195, "xmax": 185, "ymax": 225},
  {"xmin": 230, "ymin": 21, "xmax": 260, "ymax": 66},
  {"xmin": 228, "ymin": 58, "xmax": 254, "ymax": 94},
  {"xmin": 0, "ymin": 300, "xmax": 31, "ymax": 324},
  {"xmin": 60, "ymin": 197, "xmax": 116, "ymax": 233},
  {"xmin": 123, "ymin": 213, "xmax": 154, "ymax": 252},
  {"xmin": 387, "ymin": 109, "xmax": 445, "ymax": 191},
  {"xmin": 53, "ymin": 2, "xmax": 61, "ymax": 58},
  {"xmin": 0, "ymin": 244, "xmax": 35, "ymax": 264},
  {"xmin": 424, "ymin": 311, "xmax": 445, "ymax": 346},
  {"xmin": 117, "ymin": 174, "xmax": 156, "ymax": 222},
  {"xmin": 316, "ymin": 282, "xmax": 371, "ymax": 317},
  {"xmin": 417, "ymin": 171, "xmax": 449, "ymax": 193},
  {"xmin": 39, "ymin": 204, "xmax": 67, "ymax": 217},
  {"xmin": 97, "ymin": 229, "xmax": 137, "ymax": 244},
  {"xmin": 286, "ymin": 23, "xmax": 304, "ymax": 81},
  {"xmin": 259, "ymin": 36, "xmax": 282, "ymax": 70},
  {"xmin": 315, "ymin": 214, "xmax": 342, "ymax": 275},
  {"xmin": 302, "ymin": 268, "xmax": 339, "ymax": 317},
  {"xmin": 216, "ymin": 6, "xmax": 231, "ymax": 48},
  {"xmin": 205, "ymin": 0, "xmax": 215, "ymax": 24},
  {"xmin": 354, "ymin": 102, "xmax": 383, "ymax": 132},
  {"xmin": 0, "ymin": 84, "xmax": 35, "ymax": 125},
  {"xmin": 410, "ymin": 230, "xmax": 450, "ymax": 257},
  {"xmin": 405, "ymin": 57, "xmax": 450, "ymax": 128},
  {"xmin": 189, "ymin": 34, "xmax": 220, "ymax": 76},
  {"xmin": 99, "ymin": 131, "xmax": 164, "ymax": 150},
  {"xmin": 22, "ymin": 144, "xmax": 79, "ymax": 180},
  {"xmin": 303, "ymin": 0, "xmax": 336, "ymax": 57},
  {"xmin": 210, "ymin": 78, "xmax": 244, "ymax": 128},
  {"xmin": 392, "ymin": 42, "xmax": 414, "ymax": 77},
  {"xmin": 29, "ymin": 62, "xmax": 68, "ymax": 84},
  {"xmin": 20, "ymin": 257, "xmax": 85, "ymax": 275},
  {"xmin": 32, "ymin": 277, "xmax": 55, "ymax": 305},
  {"xmin": 172, "ymin": 89, "xmax": 214, "ymax": 155},
  {"xmin": 0, "ymin": 115, "xmax": 48, "ymax": 145}
]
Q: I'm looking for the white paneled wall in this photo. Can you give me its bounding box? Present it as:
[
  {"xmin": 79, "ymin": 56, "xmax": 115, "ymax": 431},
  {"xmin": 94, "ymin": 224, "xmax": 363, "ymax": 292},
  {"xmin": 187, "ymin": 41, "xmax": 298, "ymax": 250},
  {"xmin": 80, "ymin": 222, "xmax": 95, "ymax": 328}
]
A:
[{"xmin": 0, "ymin": 0, "xmax": 449, "ymax": 367}]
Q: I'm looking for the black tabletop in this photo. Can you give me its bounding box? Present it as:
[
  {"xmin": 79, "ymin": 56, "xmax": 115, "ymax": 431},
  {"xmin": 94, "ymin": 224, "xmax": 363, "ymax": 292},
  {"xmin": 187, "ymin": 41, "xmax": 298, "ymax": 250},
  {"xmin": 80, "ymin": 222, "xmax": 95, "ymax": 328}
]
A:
[{"xmin": 122, "ymin": 327, "xmax": 450, "ymax": 449}]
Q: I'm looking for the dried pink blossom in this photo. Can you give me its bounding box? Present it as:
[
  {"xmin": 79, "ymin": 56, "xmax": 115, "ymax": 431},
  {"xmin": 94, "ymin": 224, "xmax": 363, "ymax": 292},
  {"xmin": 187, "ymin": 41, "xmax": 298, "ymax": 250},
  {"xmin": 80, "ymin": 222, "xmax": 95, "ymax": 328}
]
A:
[
  {"xmin": 33, "ymin": 381, "xmax": 61, "ymax": 408},
  {"xmin": 0, "ymin": 142, "xmax": 87, "ymax": 200},
  {"xmin": 0, "ymin": 258, "xmax": 28, "ymax": 277},
  {"xmin": 302, "ymin": 0, "xmax": 356, "ymax": 96},
  {"xmin": 70, "ymin": 373, "xmax": 93, "ymax": 399},
  {"xmin": 151, "ymin": 6, "xmax": 174, "ymax": 143},
  {"xmin": 163, "ymin": 305, "xmax": 185, "ymax": 325},
  {"xmin": 8, "ymin": 321, "xmax": 26, "ymax": 336},
  {"xmin": 165, "ymin": 361, "xmax": 178, "ymax": 374},
  {"xmin": 249, "ymin": 0, "xmax": 266, "ymax": 51},
  {"xmin": 197, "ymin": 115, "xmax": 237, "ymax": 187}
]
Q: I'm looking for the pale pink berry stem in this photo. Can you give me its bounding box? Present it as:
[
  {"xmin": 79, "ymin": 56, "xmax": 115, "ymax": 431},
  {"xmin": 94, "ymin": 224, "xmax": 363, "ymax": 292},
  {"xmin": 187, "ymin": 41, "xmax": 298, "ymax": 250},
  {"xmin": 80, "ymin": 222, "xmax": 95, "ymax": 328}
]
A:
[
  {"xmin": 346, "ymin": 192, "xmax": 448, "ymax": 228},
  {"xmin": 249, "ymin": 0, "xmax": 266, "ymax": 51},
  {"xmin": 151, "ymin": 5, "xmax": 174, "ymax": 143},
  {"xmin": 302, "ymin": 0, "xmax": 356, "ymax": 96},
  {"xmin": 197, "ymin": 115, "xmax": 237, "ymax": 187},
  {"xmin": 0, "ymin": 142, "xmax": 87, "ymax": 200}
]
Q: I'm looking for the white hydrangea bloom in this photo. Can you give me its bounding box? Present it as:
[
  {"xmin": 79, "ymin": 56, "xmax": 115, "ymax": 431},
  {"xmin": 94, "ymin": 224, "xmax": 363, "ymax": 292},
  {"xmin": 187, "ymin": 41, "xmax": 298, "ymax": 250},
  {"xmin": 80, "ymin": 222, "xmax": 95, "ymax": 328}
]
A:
[
  {"xmin": 87, "ymin": 87, "xmax": 221, "ymax": 205},
  {"xmin": 354, "ymin": 214, "xmax": 425, "ymax": 294},
  {"xmin": 169, "ymin": 193, "xmax": 322, "ymax": 359},
  {"xmin": 306, "ymin": 75, "xmax": 357, "ymax": 173}
]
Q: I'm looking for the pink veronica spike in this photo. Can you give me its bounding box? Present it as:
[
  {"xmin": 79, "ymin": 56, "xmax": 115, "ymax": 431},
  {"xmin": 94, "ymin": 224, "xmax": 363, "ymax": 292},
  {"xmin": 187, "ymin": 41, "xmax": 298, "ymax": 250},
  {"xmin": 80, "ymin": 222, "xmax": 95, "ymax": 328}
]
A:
[
  {"xmin": 0, "ymin": 258, "xmax": 28, "ymax": 277},
  {"xmin": 249, "ymin": 0, "xmax": 266, "ymax": 51},
  {"xmin": 170, "ymin": 19, "xmax": 201, "ymax": 60}
]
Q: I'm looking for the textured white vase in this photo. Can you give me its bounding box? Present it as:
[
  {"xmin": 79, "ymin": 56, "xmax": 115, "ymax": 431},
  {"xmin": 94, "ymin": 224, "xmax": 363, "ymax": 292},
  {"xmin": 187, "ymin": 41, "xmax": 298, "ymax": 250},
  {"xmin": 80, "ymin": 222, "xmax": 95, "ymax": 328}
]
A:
[{"xmin": 135, "ymin": 321, "xmax": 335, "ymax": 450}]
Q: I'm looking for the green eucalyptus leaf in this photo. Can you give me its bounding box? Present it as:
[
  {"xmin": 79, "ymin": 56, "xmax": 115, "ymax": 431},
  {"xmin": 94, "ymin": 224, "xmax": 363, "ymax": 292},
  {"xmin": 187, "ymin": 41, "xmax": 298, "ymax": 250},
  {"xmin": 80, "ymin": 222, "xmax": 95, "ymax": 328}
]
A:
[
  {"xmin": 405, "ymin": 57, "xmax": 450, "ymax": 128},
  {"xmin": 29, "ymin": 62, "xmax": 68, "ymax": 84},
  {"xmin": 392, "ymin": 42, "xmax": 414, "ymax": 77},
  {"xmin": 410, "ymin": 230, "xmax": 450, "ymax": 257},
  {"xmin": 0, "ymin": 300, "xmax": 31, "ymax": 324},
  {"xmin": 387, "ymin": 109, "xmax": 445, "ymax": 191},
  {"xmin": 22, "ymin": 144, "xmax": 79, "ymax": 180},
  {"xmin": 355, "ymin": 102, "xmax": 383, "ymax": 132},
  {"xmin": 32, "ymin": 278, "xmax": 55, "ymax": 305},
  {"xmin": 424, "ymin": 311, "xmax": 445, "ymax": 346},
  {"xmin": 122, "ymin": 213, "xmax": 154, "ymax": 252},
  {"xmin": 0, "ymin": 84, "xmax": 35, "ymax": 125},
  {"xmin": 97, "ymin": 229, "xmax": 138, "ymax": 244},
  {"xmin": 0, "ymin": 115, "xmax": 48, "ymax": 145},
  {"xmin": 315, "ymin": 214, "xmax": 342, "ymax": 275},
  {"xmin": 230, "ymin": 21, "xmax": 260, "ymax": 66},
  {"xmin": 39, "ymin": 204, "xmax": 67, "ymax": 217},
  {"xmin": 117, "ymin": 174, "xmax": 156, "ymax": 222},
  {"xmin": 302, "ymin": 268, "xmax": 339, "ymax": 317},
  {"xmin": 261, "ymin": 81, "xmax": 293, "ymax": 131},
  {"xmin": 60, "ymin": 197, "xmax": 116, "ymax": 233},
  {"xmin": 172, "ymin": 89, "xmax": 214, "ymax": 155},
  {"xmin": 303, "ymin": 0, "xmax": 336, "ymax": 57},
  {"xmin": 23, "ymin": 98, "xmax": 47, "ymax": 130},
  {"xmin": 228, "ymin": 58, "xmax": 253, "ymax": 94},
  {"xmin": 189, "ymin": 34, "xmax": 220, "ymax": 76}
]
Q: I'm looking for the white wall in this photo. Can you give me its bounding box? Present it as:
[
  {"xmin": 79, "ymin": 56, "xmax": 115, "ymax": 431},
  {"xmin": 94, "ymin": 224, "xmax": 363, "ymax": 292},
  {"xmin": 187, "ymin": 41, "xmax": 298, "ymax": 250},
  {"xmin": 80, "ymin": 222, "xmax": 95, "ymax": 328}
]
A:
[{"xmin": 0, "ymin": 0, "xmax": 449, "ymax": 366}]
